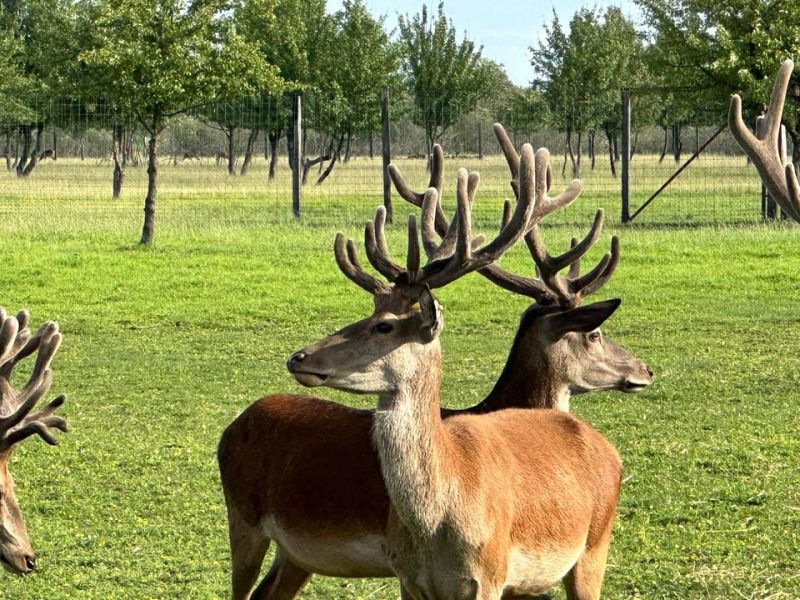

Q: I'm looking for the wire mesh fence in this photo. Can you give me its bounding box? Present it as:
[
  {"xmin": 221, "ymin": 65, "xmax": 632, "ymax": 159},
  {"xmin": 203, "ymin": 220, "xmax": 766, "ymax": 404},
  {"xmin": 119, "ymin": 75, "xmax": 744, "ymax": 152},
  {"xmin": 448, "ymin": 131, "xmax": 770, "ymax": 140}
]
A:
[{"xmin": 0, "ymin": 90, "xmax": 778, "ymax": 237}]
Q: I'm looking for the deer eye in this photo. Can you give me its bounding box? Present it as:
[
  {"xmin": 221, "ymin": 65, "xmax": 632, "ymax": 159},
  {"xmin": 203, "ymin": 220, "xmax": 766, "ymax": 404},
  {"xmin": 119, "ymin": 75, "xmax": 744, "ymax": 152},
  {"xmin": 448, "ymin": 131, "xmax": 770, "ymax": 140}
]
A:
[
  {"xmin": 375, "ymin": 322, "xmax": 394, "ymax": 334},
  {"xmin": 588, "ymin": 331, "xmax": 601, "ymax": 343}
]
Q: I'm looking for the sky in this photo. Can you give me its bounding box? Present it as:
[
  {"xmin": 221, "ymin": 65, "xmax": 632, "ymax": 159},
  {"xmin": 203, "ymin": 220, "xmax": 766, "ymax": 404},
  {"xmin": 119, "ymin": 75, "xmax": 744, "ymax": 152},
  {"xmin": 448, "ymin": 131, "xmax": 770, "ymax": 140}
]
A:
[{"xmin": 328, "ymin": 0, "xmax": 641, "ymax": 86}]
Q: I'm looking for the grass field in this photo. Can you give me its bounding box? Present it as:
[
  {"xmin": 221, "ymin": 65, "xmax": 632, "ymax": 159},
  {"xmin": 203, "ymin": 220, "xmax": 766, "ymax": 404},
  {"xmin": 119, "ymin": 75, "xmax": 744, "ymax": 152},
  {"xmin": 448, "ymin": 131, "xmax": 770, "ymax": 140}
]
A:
[{"xmin": 0, "ymin": 156, "xmax": 798, "ymax": 599}]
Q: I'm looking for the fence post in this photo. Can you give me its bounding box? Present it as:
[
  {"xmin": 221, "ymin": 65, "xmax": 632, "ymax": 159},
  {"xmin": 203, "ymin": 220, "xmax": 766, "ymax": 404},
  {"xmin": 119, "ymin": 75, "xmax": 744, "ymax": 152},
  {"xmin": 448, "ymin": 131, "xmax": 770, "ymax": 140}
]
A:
[
  {"xmin": 621, "ymin": 88, "xmax": 631, "ymax": 223},
  {"xmin": 292, "ymin": 93, "xmax": 302, "ymax": 218},
  {"xmin": 381, "ymin": 86, "xmax": 393, "ymax": 223}
]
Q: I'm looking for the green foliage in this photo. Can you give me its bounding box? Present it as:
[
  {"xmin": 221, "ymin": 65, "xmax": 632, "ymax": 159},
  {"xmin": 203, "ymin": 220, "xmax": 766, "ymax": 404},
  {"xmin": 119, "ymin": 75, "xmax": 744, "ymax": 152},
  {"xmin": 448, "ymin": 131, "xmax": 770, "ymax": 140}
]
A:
[
  {"xmin": 397, "ymin": 2, "xmax": 492, "ymax": 151},
  {"xmin": 79, "ymin": 0, "xmax": 283, "ymax": 134},
  {"xmin": 637, "ymin": 0, "xmax": 800, "ymax": 130}
]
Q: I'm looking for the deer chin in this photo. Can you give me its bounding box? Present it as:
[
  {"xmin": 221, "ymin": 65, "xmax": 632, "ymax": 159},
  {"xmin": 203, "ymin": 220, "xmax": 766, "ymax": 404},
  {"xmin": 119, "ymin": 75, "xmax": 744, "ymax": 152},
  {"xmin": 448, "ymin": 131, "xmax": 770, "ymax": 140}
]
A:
[
  {"xmin": 291, "ymin": 371, "xmax": 329, "ymax": 388},
  {"xmin": 622, "ymin": 377, "xmax": 651, "ymax": 393}
]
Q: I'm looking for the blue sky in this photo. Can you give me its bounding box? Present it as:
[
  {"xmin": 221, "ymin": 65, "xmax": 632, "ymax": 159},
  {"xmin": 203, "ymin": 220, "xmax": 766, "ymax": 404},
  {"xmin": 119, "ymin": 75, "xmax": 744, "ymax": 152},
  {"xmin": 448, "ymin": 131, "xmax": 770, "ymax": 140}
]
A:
[{"xmin": 328, "ymin": 0, "xmax": 641, "ymax": 86}]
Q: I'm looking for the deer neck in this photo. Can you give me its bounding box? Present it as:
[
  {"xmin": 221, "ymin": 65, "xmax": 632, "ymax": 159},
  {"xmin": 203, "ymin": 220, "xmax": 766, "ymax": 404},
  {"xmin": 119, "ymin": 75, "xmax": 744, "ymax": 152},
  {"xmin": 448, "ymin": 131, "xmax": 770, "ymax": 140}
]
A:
[
  {"xmin": 372, "ymin": 344, "xmax": 452, "ymax": 537},
  {"xmin": 476, "ymin": 311, "xmax": 571, "ymax": 412}
]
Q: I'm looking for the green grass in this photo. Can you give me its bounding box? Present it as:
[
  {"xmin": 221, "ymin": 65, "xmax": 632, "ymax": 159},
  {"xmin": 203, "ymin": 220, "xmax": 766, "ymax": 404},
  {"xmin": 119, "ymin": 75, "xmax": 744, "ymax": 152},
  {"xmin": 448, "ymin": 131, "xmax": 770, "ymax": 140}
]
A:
[{"xmin": 0, "ymin": 158, "xmax": 798, "ymax": 599}]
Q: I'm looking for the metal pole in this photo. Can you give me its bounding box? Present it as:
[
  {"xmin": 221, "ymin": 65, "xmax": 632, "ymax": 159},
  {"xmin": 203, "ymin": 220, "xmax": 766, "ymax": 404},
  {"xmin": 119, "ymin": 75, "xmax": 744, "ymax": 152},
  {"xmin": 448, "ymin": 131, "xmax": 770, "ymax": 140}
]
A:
[
  {"xmin": 292, "ymin": 93, "xmax": 302, "ymax": 218},
  {"xmin": 621, "ymin": 89, "xmax": 631, "ymax": 223},
  {"xmin": 381, "ymin": 87, "xmax": 393, "ymax": 223}
]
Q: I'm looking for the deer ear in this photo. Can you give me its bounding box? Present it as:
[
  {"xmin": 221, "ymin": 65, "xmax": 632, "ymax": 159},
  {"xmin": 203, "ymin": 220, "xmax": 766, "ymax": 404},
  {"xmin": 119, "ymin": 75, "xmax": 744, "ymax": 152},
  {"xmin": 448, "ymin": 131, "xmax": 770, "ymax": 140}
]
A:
[
  {"xmin": 418, "ymin": 287, "xmax": 444, "ymax": 342},
  {"xmin": 544, "ymin": 298, "xmax": 621, "ymax": 340}
]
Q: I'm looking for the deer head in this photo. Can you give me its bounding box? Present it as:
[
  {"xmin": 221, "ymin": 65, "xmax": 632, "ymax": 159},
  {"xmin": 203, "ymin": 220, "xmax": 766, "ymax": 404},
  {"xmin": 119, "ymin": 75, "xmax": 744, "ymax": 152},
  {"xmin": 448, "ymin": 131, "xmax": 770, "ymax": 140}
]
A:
[
  {"xmin": 0, "ymin": 309, "xmax": 68, "ymax": 575},
  {"xmin": 287, "ymin": 146, "xmax": 539, "ymax": 396},
  {"xmin": 389, "ymin": 125, "xmax": 652, "ymax": 409}
]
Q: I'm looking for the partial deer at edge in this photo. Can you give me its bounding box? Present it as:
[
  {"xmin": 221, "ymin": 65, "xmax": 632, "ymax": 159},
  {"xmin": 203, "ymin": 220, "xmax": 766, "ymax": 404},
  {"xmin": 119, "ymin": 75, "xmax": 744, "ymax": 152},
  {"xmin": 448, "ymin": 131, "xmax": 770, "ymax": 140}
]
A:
[
  {"xmin": 218, "ymin": 130, "xmax": 651, "ymax": 599},
  {"xmin": 287, "ymin": 146, "xmax": 624, "ymax": 599},
  {"xmin": 0, "ymin": 309, "xmax": 68, "ymax": 575},
  {"xmin": 730, "ymin": 59, "xmax": 800, "ymax": 223}
]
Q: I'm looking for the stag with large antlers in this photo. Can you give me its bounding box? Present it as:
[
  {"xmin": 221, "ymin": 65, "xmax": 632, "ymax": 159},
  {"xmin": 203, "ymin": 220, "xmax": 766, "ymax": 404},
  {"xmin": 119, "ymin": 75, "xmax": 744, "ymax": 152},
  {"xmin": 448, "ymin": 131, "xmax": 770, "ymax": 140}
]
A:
[
  {"xmin": 218, "ymin": 133, "xmax": 651, "ymax": 599},
  {"xmin": 0, "ymin": 308, "xmax": 68, "ymax": 575},
  {"xmin": 730, "ymin": 59, "xmax": 800, "ymax": 223},
  {"xmin": 283, "ymin": 145, "xmax": 623, "ymax": 599}
]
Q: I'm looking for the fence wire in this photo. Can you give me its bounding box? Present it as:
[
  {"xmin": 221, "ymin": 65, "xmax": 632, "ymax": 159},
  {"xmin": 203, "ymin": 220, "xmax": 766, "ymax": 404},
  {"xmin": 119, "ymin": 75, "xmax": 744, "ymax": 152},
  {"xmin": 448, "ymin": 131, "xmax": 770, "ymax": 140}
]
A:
[{"xmin": 0, "ymin": 91, "xmax": 775, "ymax": 236}]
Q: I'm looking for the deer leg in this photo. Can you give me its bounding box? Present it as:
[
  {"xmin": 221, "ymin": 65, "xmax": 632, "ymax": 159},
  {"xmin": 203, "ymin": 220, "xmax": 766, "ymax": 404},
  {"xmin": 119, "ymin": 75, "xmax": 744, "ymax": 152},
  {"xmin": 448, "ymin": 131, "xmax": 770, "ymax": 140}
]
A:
[
  {"xmin": 562, "ymin": 526, "xmax": 613, "ymax": 600},
  {"xmin": 227, "ymin": 504, "xmax": 271, "ymax": 600},
  {"xmin": 251, "ymin": 548, "xmax": 312, "ymax": 600}
]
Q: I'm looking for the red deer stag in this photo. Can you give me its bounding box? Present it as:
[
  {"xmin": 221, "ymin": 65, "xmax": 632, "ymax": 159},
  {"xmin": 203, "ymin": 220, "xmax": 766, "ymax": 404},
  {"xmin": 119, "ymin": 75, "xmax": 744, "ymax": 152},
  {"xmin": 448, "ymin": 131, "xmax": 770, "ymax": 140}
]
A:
[
  {"xmin": 218, "ymin": 138, "xmax": 650, "ymax": 598},
  {"xmin": 287, "ymin": 146, "xmax": 623, "ymax": 599},
  {"xmin": 0, "ymin": 309, "xmax": 68, "ymax": 575},
  {"xmin": 38, "ymin": 149, "xmax": 55, "ymax": 161},
  {"xmin": 729, "ymin": 59, "xmax": 800, "ymax": 223}
]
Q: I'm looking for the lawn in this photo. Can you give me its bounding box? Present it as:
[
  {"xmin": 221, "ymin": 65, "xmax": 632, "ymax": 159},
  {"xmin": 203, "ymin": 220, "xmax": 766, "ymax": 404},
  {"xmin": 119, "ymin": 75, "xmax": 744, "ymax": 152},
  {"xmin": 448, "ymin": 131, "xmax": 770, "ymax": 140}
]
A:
[{"xmin": 0, "ymin": 156, "xmax": 797, "ymax": 599}]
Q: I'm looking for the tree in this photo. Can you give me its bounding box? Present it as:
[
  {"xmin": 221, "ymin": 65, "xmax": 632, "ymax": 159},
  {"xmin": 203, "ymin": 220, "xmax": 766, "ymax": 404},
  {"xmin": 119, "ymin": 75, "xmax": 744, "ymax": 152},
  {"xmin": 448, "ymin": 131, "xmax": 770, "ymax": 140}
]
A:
[
  {"xmin": 397, "ymin": 2, "xmax": 492, "ymax": 165},
  {"xmin": 531, "ymin": 8, "xmax": 649, "ymax": 177},
  {"xmin": 637, "ymin": 0, "xmax": 800, "ymax": 169},
  {"xmin": 313, "ymin": 0, "xmax": 398, "ymax": 184},
  {"xmin": 80, "ymin": 0, "xmax": 283, "ymax": 244},
  {"xmin": 235, "ymin": 0, "xmax": 329, "ymax": 180}
]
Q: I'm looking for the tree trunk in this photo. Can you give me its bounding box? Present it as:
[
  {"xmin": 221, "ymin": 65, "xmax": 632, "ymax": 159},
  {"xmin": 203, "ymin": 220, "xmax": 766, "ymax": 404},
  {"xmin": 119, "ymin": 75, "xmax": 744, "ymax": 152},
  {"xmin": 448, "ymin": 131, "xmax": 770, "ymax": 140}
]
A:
[
  {"xmin": 369, "ymin": 131, "xmax": 374, "ymax": 159},
  {"xmin": 140, "ymin": 133, "xmax": 158, "ymax": 245},
  {"xmin": 79, "ymin": 135, "xmax": 85, "ymax": 161},
  {"xmin": 240, "ymin": 128, "xmax": 259, "ymax": 176},
  {"xmin": 316, "ymin": 132, "xmax": 345, "ymax": 185},
  {"xmin": 658, "ymin": 126, "xmax": 668, "ymax": 163},
  {"xmin": 344, "ymin": 131, "xmax": 353, "ymax": 162},
  {"xmin": 631, "ymin": 131, "xmax": 639, "ymax": 159},
  {"xmin": 589, "ymin": 130, "xmax": 596, "ymax": 170},
  {"xmin": 562, "ymin": 130, "xmax": 569, "ymax": 177},
  {"xmin": 268, "ymin": 130, "xmax": 280, "ymax": 181},
  {"xmin": 671, "ymin": 123, "xmax": 683, "ymax": 162},
  {"xmin": 574, "ymin": 130, "xmax": 582, "ymax": 178},
  {"xmin": 22, "ymin": 122, "xmax": 45, "ymax": 176},
  {"xmin": 227, "ymin": 126, "xmax": 236, "ymax": 176},
  {"xmin": 112, "ymin": 124, "xmax": 125, "ymax": 199},
  {"xmin": 4, "ymin": 132, "xmax": 10, "ymax": 171},
  {"xmin": 613, "ymin": 134, "xmax": 619, "ymax": 162},
  {"xmin": 566, "ymin": 130, "xmax": 577, "ymax": 178},
  {"xmin": 605, "ymin": 128, "xmax": 616, "ymax": 177},
  {"xmin": 16, "ymin": 124, "xmax": 31, "ymax": 176}
]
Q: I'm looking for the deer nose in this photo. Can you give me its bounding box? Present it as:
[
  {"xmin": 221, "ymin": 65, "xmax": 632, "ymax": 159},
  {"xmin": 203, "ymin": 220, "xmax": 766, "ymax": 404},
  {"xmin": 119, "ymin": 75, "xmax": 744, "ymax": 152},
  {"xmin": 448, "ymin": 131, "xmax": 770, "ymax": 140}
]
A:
[
  {"xmin": 646, "ymin": 367, "xmax": 654, "ymax": 378},
  {"xmin": 287, "ymin": 351, "xmax": 307, "ymax": 370},
  {"xmin": 24, "ymin": 555, "xmax": 36, "ymax": 571}
]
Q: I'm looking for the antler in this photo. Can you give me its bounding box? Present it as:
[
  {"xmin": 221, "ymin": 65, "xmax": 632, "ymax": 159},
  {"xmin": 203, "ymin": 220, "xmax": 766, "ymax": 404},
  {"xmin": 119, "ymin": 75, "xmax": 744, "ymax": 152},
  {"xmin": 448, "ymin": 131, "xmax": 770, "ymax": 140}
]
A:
[
  {"xmin": 392, "ymin": 123, "xmax": 617, "ymax": 308},
  {"xmin": 729, "ymin": 59, "xmax": 800, "ymax": 223},
  {"xmin": 333, "ymin": 149, "xmax": 535, "ymax": 298},
  {"xmin": 0, "ymin": 309, "xmax": 68, "ymax": 451}
]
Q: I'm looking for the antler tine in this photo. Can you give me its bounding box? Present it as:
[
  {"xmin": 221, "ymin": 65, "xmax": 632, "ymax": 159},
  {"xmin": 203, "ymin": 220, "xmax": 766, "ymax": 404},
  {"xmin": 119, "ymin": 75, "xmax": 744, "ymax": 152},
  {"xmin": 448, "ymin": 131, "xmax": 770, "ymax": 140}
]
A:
[
  {"xmin": 407, "ymin": 214, "xmax": 421, "ymax": 274},
  {"xmin": 419, "ymin": 147, "xmax": 535, "ymax": 290},
  {"xmin": 567, "ymin": 238, "xmax": 581, "ymax": 279},
  {"xmin": 0, "ymin": 312, "xmax": 68, "ymax": 452},
  {"xmin": 729, "ymin": 59, "xmax": 800, "ymax": 223},
  {"xmin": 365, "ymin": 207, "xmax": 405, "ymax": 281},
  {"xmin": 494, "ymin": 123, "xmax": 520, "ymax": 199},
  {"xmin": 334, "ymin": 232, "xmax": 391, "ymax": 295},
  {"xmin": 540, "ymin": 209, "xmax": 605, "ymax": 273},
  {"xmin": 532, "ymin": 148, "xmax": 583, "ymax": 222},
  {"xmin": 571, "ymin": 236, "xmax": 620, "ymax": 299},
  {"xmin": 388, "ymin": 145, "xmax": 449, "ymax": 233}
]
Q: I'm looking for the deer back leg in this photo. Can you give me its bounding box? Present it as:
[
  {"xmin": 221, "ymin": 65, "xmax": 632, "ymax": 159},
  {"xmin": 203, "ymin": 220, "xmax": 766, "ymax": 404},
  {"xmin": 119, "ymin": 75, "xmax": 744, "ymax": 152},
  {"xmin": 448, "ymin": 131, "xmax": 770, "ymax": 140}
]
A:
[
  {"xmin": 227, "ymin": 502, "xmax": 271, "ymax": 600},
  {"xmin": 251, "ymin": 547, "xmax": 312, "ymax": 600},
  {"xmin": 562, "ymin": 523, "xmax": 613, "ymax": 600}
]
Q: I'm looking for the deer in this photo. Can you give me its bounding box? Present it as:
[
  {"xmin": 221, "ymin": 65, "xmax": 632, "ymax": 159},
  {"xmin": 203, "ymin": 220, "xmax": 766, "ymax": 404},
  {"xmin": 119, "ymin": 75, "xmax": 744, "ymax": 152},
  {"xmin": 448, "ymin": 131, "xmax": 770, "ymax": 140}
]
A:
[
  {"xmin": 729, "ymin": 59, "xmax": 800, "ymax": 224},
  {"xmin": 218, "ymin": 130, "xmax": 652, "ymax": 599},
  {"xmin": 216, "ymin": 150, "xmax": 229, "ymax": 167},
  {"xmin": 38, "ymin": 149, "xmax": 55, "ymax": 161},
  {"xmin": 285, "ymin": 145, "xmax": 625, "ymax": 599},
  {"xmin": 0, "ymin": 308, "xmax": 68, "ymax": 575}
]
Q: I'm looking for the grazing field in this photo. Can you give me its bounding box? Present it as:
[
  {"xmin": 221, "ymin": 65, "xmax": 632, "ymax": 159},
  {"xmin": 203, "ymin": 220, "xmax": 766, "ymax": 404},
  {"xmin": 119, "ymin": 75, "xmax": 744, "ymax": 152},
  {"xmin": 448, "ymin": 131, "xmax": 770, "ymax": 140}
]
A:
[{"xmin": 0, "ymin": 158, "xmax": 797, "ymax": 599}]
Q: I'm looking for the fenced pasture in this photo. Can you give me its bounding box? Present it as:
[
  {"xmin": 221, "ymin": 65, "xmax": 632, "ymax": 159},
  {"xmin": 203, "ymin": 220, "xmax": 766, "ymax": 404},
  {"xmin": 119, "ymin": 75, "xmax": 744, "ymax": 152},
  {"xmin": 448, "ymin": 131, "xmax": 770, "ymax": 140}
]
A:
[
  {"xmin": 0, "ymin": 142, "xmax": 765, "ymax": 230},
  {"xmin": 1, "ymin": 159, "xmax": 798, "ymax": 599}
]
